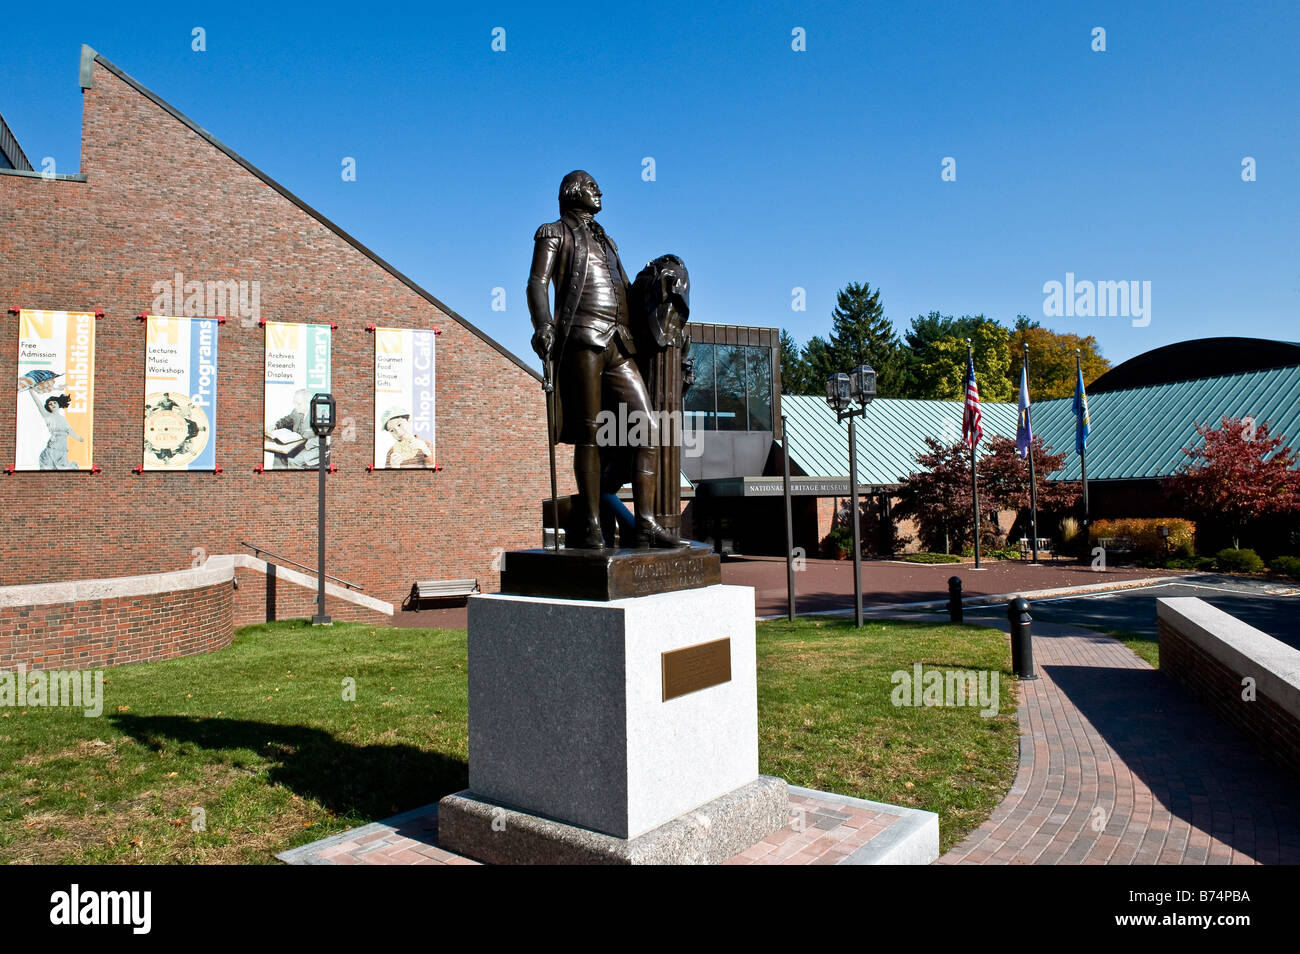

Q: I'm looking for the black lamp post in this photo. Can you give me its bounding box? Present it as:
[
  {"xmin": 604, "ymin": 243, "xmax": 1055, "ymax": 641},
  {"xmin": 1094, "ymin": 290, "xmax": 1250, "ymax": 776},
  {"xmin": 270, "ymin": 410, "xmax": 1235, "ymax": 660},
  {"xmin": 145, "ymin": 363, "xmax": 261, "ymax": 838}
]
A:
[
  {"xmin": 309, "ymin": 392, "xmax": 336, "ymax": 626},
  {"xmin": 1158, "ymin": 524, "xmax": 1170, "ymax": 559},
  {"xmin": 825, "ymin": 363, "xmax": 876, "ymax": 627}
]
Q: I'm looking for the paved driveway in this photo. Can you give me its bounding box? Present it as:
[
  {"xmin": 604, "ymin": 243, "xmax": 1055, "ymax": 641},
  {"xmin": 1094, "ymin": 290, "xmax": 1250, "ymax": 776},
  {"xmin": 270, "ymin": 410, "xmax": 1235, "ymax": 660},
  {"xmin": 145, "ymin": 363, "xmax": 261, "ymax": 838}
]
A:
[{"xmin": 962, "ymin": 575, "xmax": 1300, "ymax": 649}]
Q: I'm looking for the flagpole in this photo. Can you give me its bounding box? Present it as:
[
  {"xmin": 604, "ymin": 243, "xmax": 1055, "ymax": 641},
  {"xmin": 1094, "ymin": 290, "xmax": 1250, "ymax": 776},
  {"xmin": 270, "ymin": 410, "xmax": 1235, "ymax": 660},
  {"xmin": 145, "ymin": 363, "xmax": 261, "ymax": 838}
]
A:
[
  {"xmin": 967, "ymin": 338, "xmax": 982, "ymax": 570},
  {"xmin": 1024, "ymin": 343, "xmax": 1039, "ymax": 564},
  {"xmin": 1076, "ymin": 349, "xmax": 1090, "ymax": 533}
]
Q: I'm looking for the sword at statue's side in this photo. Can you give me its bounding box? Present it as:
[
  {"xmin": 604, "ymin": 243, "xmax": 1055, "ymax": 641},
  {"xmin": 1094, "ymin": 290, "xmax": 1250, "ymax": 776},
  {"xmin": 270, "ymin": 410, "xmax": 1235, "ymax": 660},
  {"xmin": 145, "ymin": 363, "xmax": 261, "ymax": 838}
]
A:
[{"xmin": 543, "ymin": 353, "xmax": 560, "ymax": 551}]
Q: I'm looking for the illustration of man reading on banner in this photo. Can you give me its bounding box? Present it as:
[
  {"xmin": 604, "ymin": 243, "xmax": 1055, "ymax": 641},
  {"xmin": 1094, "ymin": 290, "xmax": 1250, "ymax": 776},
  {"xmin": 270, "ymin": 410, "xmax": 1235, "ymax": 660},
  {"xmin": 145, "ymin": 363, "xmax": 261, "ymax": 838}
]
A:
[{"xmin": 264, "ymin": 388, "xmax": 321, "ymax": 469}]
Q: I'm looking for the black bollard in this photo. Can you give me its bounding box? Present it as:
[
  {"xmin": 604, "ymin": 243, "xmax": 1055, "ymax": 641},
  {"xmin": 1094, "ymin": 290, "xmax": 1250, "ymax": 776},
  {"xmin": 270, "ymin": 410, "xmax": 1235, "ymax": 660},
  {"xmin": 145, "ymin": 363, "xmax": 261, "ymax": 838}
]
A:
[
  {"xmin": 947, "ymin": 576, "xmax": 963, "ymax": 623},
  {"xmin": 1007, "ymin": 597, "xmax": 1037, "ymax": 679}
]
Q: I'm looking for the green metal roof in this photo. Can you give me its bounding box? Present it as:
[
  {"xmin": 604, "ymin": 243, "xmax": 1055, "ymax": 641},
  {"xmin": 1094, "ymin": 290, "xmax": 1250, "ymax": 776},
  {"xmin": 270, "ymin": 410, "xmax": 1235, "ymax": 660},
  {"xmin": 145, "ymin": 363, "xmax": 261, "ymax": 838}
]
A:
[
  {"xmin": 1031, "ymin": 364, "xmax": 1300, "ymax": 480},
  {"xmin": 781, "ymin": 365, "xmax": 1300, "ymax": 485},
  {"xmin": 781, "ymin": 395, "xmax": 1019, "ymax": 486}
]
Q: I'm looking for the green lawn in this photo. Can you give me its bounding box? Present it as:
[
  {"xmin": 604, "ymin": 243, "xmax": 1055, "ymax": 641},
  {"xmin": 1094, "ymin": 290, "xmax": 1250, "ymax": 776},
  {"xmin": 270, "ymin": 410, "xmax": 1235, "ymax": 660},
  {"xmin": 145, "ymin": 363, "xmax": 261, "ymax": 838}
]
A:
[
  {"xmin": 1103, "ymin": 629, "xmax": 1160, "ymax": 668},
  {"xmin": 1, "ymin": 616, "xmax": 1020, "ymax": 863},
  {"xmin": 757, "ymin": 617, "xmax": 1019, "ymax": 853}
]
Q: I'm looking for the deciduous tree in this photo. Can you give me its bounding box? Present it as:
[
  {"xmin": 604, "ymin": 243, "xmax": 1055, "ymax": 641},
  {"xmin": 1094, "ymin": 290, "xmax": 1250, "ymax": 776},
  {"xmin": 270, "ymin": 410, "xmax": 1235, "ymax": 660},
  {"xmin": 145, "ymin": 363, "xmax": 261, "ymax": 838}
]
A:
[
  {"xmin": 1163, "ymin": 416, "xmax": 1300, "ymax": 549},
  {"xmin": 978, "ymin": 434, "xmax": 1080, "ymax": 512},
  {"xmin": 1008, "ymin": 317, "xmax": 1110, "ymax": 400},
  {"xmin": 902, "ymin": 313, "xmax": 1013, "ymax": 402},
  {"xmin": 895, "ymin": 437, "xmax": 989, "ymax": 552}
]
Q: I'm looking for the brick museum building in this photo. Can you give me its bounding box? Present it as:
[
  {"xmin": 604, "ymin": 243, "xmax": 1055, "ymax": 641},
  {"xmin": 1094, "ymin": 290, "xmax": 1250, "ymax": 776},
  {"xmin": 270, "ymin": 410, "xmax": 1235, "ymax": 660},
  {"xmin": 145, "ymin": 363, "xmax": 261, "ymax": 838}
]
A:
[
  {"xmin": 5, "ymin": 48, "xmax": 1297, "ymax": 670},
  {"xmin": 1, "ymin": 47, "xmax": 571, "ymax": 658}
]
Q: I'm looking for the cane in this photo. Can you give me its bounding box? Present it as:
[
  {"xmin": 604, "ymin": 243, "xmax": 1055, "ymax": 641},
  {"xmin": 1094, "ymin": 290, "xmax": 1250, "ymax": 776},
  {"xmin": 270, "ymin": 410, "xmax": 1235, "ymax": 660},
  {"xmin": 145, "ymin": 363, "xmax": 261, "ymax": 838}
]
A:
[{"xmin": 543, "ymin": 353, "xmax": 560, "ymax": 551}]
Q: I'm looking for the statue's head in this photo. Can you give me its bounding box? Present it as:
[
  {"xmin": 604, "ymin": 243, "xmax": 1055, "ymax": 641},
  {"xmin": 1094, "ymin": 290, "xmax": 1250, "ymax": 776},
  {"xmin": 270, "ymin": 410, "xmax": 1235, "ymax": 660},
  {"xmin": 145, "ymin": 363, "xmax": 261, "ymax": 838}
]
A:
[
  {"xmin": 645, "ymin": 254, "xmax": 690, "ymax": 319},
  {"xmin": 633, "ymin": 254, "xmax": 691, "ymax": 341},
  {"xmin": 559, "ymin": 170, "xmax": 602, "ymax": 216}
]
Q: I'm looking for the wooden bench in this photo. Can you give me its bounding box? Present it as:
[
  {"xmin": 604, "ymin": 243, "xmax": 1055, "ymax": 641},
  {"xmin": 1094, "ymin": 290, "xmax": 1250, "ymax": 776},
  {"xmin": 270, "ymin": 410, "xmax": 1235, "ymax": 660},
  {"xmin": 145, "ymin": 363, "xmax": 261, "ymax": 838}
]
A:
[{"xmin": 408, "ymin": 578, "xmax": 480, "ymax": 609}]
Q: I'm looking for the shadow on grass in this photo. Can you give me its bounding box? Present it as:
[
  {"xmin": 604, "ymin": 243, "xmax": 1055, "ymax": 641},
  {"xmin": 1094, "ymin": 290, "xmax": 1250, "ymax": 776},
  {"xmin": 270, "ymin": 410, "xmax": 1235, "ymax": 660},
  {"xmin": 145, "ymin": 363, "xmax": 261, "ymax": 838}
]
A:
[{"xmin": 110, "ymin": 714, "xmax": 467, "ymax": 820}]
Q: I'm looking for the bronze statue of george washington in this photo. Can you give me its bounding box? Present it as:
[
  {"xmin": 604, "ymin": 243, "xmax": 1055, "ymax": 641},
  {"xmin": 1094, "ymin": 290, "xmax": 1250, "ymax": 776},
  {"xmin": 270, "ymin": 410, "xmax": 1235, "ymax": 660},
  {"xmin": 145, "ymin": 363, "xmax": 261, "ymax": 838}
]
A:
[{"xmin": 526, "ymin": 170, "xmax": 679, "ymax": 550}]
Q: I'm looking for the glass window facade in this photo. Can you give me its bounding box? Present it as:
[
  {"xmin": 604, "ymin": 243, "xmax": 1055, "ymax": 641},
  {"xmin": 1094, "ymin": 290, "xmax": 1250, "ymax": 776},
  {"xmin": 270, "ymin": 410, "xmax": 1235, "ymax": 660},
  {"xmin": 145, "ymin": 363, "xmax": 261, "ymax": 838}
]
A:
[
  {"xmin": 684, "ymin": 342, "xmax": 716, "ymax": 431},
  {"xmin": 684, "ymin": 342, "xmax": 774, "ymax": 432}
]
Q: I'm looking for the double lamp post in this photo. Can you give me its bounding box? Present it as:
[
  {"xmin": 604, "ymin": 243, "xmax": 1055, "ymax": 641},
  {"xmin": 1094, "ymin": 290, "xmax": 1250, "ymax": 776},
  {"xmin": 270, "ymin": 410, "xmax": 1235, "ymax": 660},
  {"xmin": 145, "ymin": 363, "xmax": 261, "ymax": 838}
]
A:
[{"xmin": 824, "ymin": 364, "xmax": 876, "ymax": 628}]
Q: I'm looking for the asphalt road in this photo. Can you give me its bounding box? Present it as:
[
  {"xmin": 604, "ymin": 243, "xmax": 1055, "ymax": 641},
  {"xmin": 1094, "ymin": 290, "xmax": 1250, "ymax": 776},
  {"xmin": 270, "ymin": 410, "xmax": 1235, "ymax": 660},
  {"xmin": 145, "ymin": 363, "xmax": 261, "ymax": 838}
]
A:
[{"xmin": 962, "ymin": 575, "xmax": 1300, "ymax": 650}]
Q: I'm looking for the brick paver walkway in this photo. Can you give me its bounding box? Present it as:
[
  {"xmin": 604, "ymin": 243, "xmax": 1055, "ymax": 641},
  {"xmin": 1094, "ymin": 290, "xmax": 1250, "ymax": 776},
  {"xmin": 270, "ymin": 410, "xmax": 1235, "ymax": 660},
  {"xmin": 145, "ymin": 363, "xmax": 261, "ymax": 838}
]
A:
[
  {"xmin": 939, "ymin": 622, "xmax": 1300, "ymax": 865},
  {"xmin": 282, "ymin": 789, "xmax": 912, "ymax": 865}
]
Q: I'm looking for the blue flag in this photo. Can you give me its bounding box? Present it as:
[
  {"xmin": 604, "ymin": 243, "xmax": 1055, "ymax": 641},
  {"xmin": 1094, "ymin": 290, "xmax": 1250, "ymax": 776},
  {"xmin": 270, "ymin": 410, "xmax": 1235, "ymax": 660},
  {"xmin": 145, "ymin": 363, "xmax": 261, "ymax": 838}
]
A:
[
  {"xmin": 1015, "ymin": 365, "xmax": 1032, "ymax": 459},
  {"xmin": 1073, "ymin": 364, "xmax": 1090, "ymax": 455}
]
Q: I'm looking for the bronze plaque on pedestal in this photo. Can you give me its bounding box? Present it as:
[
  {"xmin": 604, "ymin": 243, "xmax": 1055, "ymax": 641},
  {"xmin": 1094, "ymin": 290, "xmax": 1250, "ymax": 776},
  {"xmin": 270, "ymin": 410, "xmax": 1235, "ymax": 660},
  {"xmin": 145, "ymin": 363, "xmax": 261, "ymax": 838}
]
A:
[{"xmin": 662, "ymin": 638, "xmax": 732, "ymax": 701}]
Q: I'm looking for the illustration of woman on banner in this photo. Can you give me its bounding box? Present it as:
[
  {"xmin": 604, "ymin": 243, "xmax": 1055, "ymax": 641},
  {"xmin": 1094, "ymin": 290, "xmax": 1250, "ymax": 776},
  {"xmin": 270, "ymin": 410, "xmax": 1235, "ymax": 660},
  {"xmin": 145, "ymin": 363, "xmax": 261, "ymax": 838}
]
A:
[
  {"xmin": 19, "ymin": 370, "xmax": 83, "ymax": 470},
  {"xmin": 381, "ymin": 405, "xmax": 434, "ymax": 468}
]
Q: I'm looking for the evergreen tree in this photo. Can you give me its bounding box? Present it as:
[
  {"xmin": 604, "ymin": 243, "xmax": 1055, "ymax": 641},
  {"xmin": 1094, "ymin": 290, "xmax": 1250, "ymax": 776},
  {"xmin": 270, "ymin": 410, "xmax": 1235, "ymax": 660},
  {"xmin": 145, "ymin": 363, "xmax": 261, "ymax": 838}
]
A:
[
  {"xmin": 778, "ymin": 329, "xmax": 805, "ymax": 395},
  {"xmin": 826, "ymin": 282, "xmax": 904, "ymax": 397},
  {"xmin": 801, "ymin": 335, "xmax": 837, "ymax": 396}
]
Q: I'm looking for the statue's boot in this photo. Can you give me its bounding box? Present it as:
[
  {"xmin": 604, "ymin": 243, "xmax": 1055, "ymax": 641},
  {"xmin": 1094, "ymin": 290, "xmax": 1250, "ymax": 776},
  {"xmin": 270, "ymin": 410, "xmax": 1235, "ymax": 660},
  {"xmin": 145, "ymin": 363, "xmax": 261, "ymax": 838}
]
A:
[
  {"xmin": 632, "ymin": 447, "xmax": 679, "ymax": 548},
  {"xmin": 574, "ymin": 443, "xmax": 606, "ymax": 549}
]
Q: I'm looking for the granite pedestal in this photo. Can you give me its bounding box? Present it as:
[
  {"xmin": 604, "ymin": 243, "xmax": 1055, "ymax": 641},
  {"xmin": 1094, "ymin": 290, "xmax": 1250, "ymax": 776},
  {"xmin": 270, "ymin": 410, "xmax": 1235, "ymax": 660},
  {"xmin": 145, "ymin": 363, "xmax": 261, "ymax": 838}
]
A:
[{"xmin": 437, "ymin": 583, "xmax": 787, "ymax": 863}]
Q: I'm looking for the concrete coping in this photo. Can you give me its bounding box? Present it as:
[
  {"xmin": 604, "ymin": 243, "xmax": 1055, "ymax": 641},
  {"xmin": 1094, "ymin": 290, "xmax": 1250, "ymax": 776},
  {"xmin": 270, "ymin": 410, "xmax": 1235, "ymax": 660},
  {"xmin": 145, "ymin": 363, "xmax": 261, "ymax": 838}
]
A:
[
  {"xmin": 0, "ymin": 169, "xmax": 89, "ymax": 182},
  {"xmin": 209, "ymin": 554, "xmax": 394, "ymax": 616},
  {"xmin": 0, "ymin": 553, "xmax": 393, "ymax": 616},
  {"xmin": 1157, "ymin": 597, "xmax": 1300, "ymax": 716},
  {"xmin": 0, "ymin": 561, "xmax": 234, "ymax": 608}
]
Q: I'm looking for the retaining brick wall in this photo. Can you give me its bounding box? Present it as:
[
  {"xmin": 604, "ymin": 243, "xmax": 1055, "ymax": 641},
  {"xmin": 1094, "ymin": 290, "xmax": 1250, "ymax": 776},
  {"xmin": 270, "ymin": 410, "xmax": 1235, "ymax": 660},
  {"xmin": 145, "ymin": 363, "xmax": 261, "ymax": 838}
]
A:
[
  {"xmin": 1158, "ymin": 600, "xmax": 1300, "ymax": 779},
  {"xmin": 0, "ymin": 579, "xmax": 232, "ymax": 671},
  {"xmin": 0, "ymin": 52, "xmax": 570, "ymax": 609},
  {"xmin": 232, "ymin": 564, "xmax": 392, "ymax": 628}
]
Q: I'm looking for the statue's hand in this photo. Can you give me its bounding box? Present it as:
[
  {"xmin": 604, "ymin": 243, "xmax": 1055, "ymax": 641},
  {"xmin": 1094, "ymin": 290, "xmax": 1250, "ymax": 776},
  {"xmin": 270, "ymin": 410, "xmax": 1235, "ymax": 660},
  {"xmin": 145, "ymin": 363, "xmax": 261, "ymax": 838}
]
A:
[{"xmin": 531, "ymin": 324, "xmax": 555, "ymax": 362}]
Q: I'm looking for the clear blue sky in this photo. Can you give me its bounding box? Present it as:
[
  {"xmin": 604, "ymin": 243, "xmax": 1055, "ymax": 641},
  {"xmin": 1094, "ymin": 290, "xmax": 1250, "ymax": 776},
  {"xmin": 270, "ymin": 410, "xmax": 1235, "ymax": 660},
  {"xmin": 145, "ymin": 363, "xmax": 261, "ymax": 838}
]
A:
[{"xmin": 4, "ymin": 1, "xmax": 1297, "ymax": 374}]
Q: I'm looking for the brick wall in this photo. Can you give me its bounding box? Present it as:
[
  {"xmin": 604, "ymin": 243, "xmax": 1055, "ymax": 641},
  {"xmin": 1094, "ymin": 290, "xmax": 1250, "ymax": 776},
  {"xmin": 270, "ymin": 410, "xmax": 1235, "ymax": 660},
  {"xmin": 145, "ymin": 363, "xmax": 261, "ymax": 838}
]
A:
[
  {"xmin": 1159, "ymin": 608, "xmax": 1300, "ymax": 779},
  {"xmin": 232, "ymin": 564, "xmax": 392, "ymax": 628},
  {"xmin": 0, "ymin": 579, "xmax": 232, "ymax": 671},
  {"xmin": 0, "ymin": 55, "xmax": 572, "ymax": 611}
]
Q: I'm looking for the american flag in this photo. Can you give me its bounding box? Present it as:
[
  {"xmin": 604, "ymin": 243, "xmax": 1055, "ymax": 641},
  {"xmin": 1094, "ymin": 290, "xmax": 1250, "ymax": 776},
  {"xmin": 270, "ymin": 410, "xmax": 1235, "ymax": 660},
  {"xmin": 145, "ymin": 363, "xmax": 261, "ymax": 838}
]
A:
[{"xmin": 962, "ymin": 355, "xmax": 983, "ymax": 448}]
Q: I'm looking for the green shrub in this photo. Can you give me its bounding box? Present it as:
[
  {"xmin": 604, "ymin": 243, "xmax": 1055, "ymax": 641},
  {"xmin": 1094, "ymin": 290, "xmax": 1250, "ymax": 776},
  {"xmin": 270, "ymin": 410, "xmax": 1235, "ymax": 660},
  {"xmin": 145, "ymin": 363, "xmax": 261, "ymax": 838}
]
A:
[
  {"xmin": 1269, "ymin": 555, "xmax": 1300, "ymax": 580},
  {"xmin": 986, "ymin": 546, "xmax": 1022, "ymax": 560},
  {"xmin": 821, "ymin": 524, "xmax": 854, "ymax": 558},
  {"xmin": 1215, "ymin": 548, "xmax": 1265, "ymax": 573},
  {"xmin": 1166, "ymin": 556, "xmax": 1217, "ymax": 571},
  {"xmin": 902, "ymin": 552, "xmax": 963, "ymax": 564},
  {"xmin": 1089, "ymin": 518, "xmax": 1196, "ymax": 558}
]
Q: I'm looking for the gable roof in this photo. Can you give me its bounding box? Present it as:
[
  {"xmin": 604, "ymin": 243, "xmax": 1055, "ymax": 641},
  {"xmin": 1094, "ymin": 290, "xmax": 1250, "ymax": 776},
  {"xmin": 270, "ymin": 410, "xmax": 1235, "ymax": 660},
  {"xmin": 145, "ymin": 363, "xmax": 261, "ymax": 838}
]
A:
[
  {"xmin": 781, "ymin": 364, "xmax": 1300, "ymax": 486},
  {"xmin": 1032, "ymin": 365, "xmax": 1300, "ymax": 480},
  {"xmin": 83, "ymin": 46, "xmax": 538, "ymax": 380},
  {"xmin": 781, "ymin": 394, "xmax": 1019, "ymax": 486}
]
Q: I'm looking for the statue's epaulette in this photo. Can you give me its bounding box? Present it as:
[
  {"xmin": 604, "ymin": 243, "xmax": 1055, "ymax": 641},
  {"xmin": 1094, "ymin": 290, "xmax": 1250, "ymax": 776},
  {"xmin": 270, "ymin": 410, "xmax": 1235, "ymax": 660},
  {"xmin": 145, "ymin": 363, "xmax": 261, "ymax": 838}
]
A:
[{"xmin": 534, "ymin": 221, "xmax": 564, "ymax": 241}]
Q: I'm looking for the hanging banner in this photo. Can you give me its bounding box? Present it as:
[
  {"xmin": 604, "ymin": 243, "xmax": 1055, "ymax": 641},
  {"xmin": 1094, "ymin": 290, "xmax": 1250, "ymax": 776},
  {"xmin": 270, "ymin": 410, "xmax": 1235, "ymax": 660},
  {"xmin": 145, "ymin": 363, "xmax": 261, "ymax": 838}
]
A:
[
  {"xmin": 263, "ymin": 321, "xmax": 332, "ymax": 470},
  {"xmin": 143, "ymin": 315, "xmax": 218, "ymax": 470},
  {"xmin": 373, "ymin": 327, "xmax": 436, "ymax": 469},
  {"xmin": 14, "ymin": 310, "xmax": 96, "ymax": 471}
]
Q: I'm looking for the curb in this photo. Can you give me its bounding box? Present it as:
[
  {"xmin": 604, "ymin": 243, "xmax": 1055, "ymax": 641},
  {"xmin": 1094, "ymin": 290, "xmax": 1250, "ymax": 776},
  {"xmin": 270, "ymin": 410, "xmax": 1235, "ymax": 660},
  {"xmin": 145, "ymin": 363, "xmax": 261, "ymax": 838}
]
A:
[{"xmin": 757, "ymin": 574, "xmax": 1192, "ymax": 621}]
